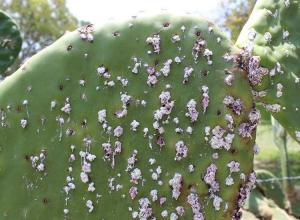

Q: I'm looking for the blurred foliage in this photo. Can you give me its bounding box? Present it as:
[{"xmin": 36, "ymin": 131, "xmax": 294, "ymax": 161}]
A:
[
  {"xmin": 221, "ymin": 0, "xmax": 256, "ymax": 41},
  {"xmin": 0, "ymin": 0, "xmax": 79, "ymax": 76}
]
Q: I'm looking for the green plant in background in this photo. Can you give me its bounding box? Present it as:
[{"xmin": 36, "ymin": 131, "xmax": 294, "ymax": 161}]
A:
[
  {"xmin": 0, "ymin": 0, "xmax": 299, "ymax": 219},
  {"xmin": 0, "ymin": 10, "xmax": 22, "ymax": 76},
  {"xmin": 0, "ymin": 0, "xmax": 78, "ymax": 76},
  {"xmin": 271, "ymin": 117, "xmax": 293, "ymax": 210}
]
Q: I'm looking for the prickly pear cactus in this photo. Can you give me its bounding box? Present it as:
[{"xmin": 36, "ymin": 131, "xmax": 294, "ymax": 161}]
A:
[
  {"xmin": 0, "ymin": 10, "xmax": 22, "ymax": 75},
  {"xmin": 0, "ymin": 14, "xmax": 257, "ymax": 219},
  {"xmin": 236, "ymin": 0, "xmax": 300, "ymax": 143}
]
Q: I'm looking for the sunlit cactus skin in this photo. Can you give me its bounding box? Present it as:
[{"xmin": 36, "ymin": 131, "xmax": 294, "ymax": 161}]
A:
[
  {"xmin": 0, "ymin": 14, "xmax": 257, "ymax": 219},
  {"xmin": 0, "ymin": 10, "xmax": 22, "ymax": 75},
  {"xmin": 236, "ymin": 0, "xmax": 300, "ymax": 144}
]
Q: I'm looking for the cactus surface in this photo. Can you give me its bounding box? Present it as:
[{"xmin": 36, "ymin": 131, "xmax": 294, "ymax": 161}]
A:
[
  {"xmin": 236, "ymin": 0, "xmax": 300, "ymax": 143},
  {"xmin": 0, "ymin": 10, "xmax": 22, "ymax": 75},
  {"xmin": 0, "ymin": 14, "xmax": 257, "ymax": 219}
]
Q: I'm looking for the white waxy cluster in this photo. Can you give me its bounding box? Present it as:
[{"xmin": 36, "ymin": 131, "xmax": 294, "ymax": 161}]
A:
[
  {"xmin": 264, "ymin": 32, "xmax": 272, "ymax": 42},
  {"xmin": 169, "ymin": 173, "xmax": 183, "ymax": 200},
  {"xmin": 146, "ymin": 66, "xmax": 158, "ymax": 86},
  {"xmin": 132, "ymin": 57, "xmax": 141, "ymax": 74},
  {"xmin": 175, "ymin": 140, "xmax": 188, "ymax": 161},
  {"xmin": 102, "ymin": 141, "xmax": 122, "ymax": 168},
  {"xmin": 152, "ymin": 91, "xmax": 175, "ymax": 145},
  {"xmin": 225, "ymin": 161, "xmax": 240, "ymax": 186},
  {"xmin": 248, "ymin": 28, "xmax": 256, "ymax": 41},
  {"xmin": 160, "ymin": 59, "xmax": 172, "ymax": 76},
  {"xmin": 117, "ymin": 76, "xmax": 129, "ymax": 87},
  {"xmin": 50, "ymin": 100, "xmax": 56, "ymax": 110},
  {"xmin": 61, "ymin": 99, "xmax": 71, "ymax": 114},
  {"xmin": 78, "ymin": 24, "xmax": 94, "ymax": 42},
  {"xmin": 108, "ymin": 177, "xmax": 123, "ymax": 192},
  {"xmin": 114, "ymin": 125, "xmax": 123, "ymax": 137},
  {"xmin": 224, "ymin": 74, "xmax": 235, "ymax": 86},
  {"xmin": 223, "ymin": 95, "xmax": 243, "ymax": 115},
  {"xmin": 171, "ymin": 34, "xmax": 181, "ymax": 43},
  {"xmin": 129, "ymin": 186, "xmax": 138, "ymax": 200},
  {"xmin": 225, "ymin": 114, "xmax": 234, "ymax": 131},
  {"xmin": 276, "ymin": 83, "xmax": 283, "ymax": 98},
  {"xmin": 183, "ymin": 67, "xmax": 194, "ymax": 83},
  {"xmin": 192, "ymin": 38, "xmax": 206, "ymax": 60},
  {"xmin": 98, "ymin": 109, "xmax": 107, "ymax": 124},
  {"xmin": 130, "ymin": 168, "xmax": 142, "ymax": 184},
  {"xmin": 203, "ymin": 48, "xmax": 213, "ymax": 65},
  {"xmin": 209, "ymin": 126, "xmax": 235, "ymax": 150},
  {"xmin": 186, "ymin": 99, "xmax": 199, "ymax": 122},
  {"xmin": 248, "ymin": 56, "xmax": 268, "ymax": 86},
  {"xmin": 97, "ymin": 65, "xmax": 111, "ymax": 79},
  {"xmin": 187, "ymin": 193, "xmax": 204, "ymax": 220},
  {"xmin": 30, "ymin": 149, "xmax": 47, "ymax": 172},
  {"xmin": 213, "ymin": 195, "xmax": 223, "ymax": 211},
  {"xmin": 146, "ymin": 34, "xmax": 160, "ymax": 54},
  {"xmin": 283, "ymin": 30, "xmax": 290, "ymax": 40},
  {"xmin": 86, "ymin": 200, "xmax": 94, "ymax": 213},
  {"xmin": 136, "ymin": 198, "xmax": 153, "ymax": 219},
  {"xmin": 236, "ymin": 172, "xmax": 256, "ymax": 213},
  {"xmin": 130, "ymin": 120, "xmax": 140, "ymax": 131},
  {"xmin": 20, "ymin": 118, "xmax": 28, "ymax": 128},
  {"xmin": 201, "ymin": 85, "xmax": 209, "ymax": 113},
  {"xmin": 115, "ymin": 93, "xmax": 131, "ymax": 119},
  {"xmin": 263, "ymin": 103, "xmax": 281, "ymax": 113},
  {"xmin": 79, "ymin": 149, "xmax": 97, "ymax": 184},
  {"xmin": 204, "ymin": 164, "xmax": 224, "ymax": 210},
  {"xmin": 150, "ymin": 189, "xmax": 158, "ymax": 202},
  {"xmin": 62, "ymin": 145, "xmax": 77, "ymax": 215},
  {"xmin": 150, "ymin": 165, "xmax": 163, "ymax": 185},
  {"xmin": 126, "ymin": 150, "xmax": 138, "ymax": 171}
]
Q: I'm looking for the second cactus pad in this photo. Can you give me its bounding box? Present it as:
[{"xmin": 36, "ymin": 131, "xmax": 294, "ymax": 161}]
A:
[
  {"xmin": 0, "ymin": 10, "xmax": 22, "ymax": 75},
  {"xmin": 0, "ymin": 14, "xmax": 255, "ymax": 219},
  {"xmin": 236, "ymin": 0, "xmax": 300, "ymax": 143}
]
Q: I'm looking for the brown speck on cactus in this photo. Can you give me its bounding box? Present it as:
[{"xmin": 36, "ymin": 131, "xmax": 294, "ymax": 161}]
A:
[
  {"xmin": 112, "ymin": 31, "xmax": 120, "ymax": 37},
  {"xmin": 67, "ymin": 45, "xmax": 72, "ymax": 51}
]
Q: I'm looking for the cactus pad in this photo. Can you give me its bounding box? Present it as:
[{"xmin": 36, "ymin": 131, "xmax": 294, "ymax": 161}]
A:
[
  {"xmin": 236, "ymin": 0, "xmax": 300, "ymax": 143},
  {"xmin": 0, "ymin": 10, "xmax": 22, "ymax": 75},
  {"xmin": 0, "ymin": 14, "xmax": 256, "ymax": 219}
]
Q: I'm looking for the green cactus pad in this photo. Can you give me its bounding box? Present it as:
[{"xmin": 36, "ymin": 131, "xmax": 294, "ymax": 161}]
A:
[
  {"xmin": 0, "ymin": 14, "xmax": 255, "ymax": 219},
  {"xmin": 236, "ymin": 0, "xmax": 300, "ymax": 143},
  {"xmin": 255, "ymin": 169, "xmax": 285, "ymax": 209},
  {"xmin": 0, "ymin": 10, "xmax": 22, "ymax": 75},
  {"xmin": 244, "ymin": 189, "xmax": 293, "ymax": 220}
]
